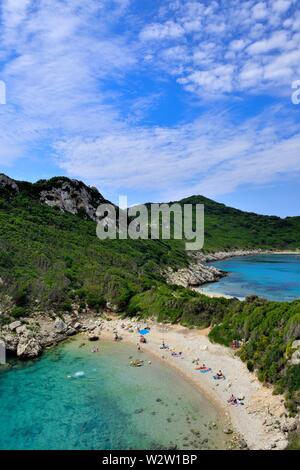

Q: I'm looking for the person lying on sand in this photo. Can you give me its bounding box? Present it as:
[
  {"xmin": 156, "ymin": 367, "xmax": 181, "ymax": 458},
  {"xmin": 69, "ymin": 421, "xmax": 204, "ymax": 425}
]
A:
[
  {"xmin": 195, "ymin": 363, "xmax": 208, "ymax": 370},
  {"xmin": 228, "ymin": 394, "xmax": 237, "ymax": 405},
  {"xmin": 228, "ymin": 394, "xmax": 244, "ymax": 405},
  {"xmin": 171, "ymin": 351, "xmax": 183, "ymax": 358},
  {"xmin": 215, "ymin": 369, "xmax": 225, "ymax": 379}
]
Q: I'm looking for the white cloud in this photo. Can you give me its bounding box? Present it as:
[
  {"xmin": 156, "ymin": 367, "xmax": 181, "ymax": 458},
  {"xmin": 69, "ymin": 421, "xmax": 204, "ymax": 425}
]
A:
[
  {"xmin": 55, "ymin": 108, "xmax": 300, "ymax": 202},
  {"xmin": 1, "ymin": 0, "xmax": 300, "ymax": 207},
  {"xmin": 138, "ymin": 0, "xmax": 300, "ymax": 97},
  {"xmin": 139, "ymin": 21, "xmax": 185, "ymax": 41},
  {"xmin": 247, "ymin": 30, "xmax": 289, "ymax": 54},
  {"xmin": 272, "ymin": 0, "xmax": 292, "ymax": 14},
  {"xmin": 0, "ymin": 0, "xmax": 136, "ymax": 165},
  {"xmin": 230, "ymin": 39, "xmax": 248, "ymax": 51},
  {"xmin": 252, "ymin": 2, "xmax": 269, "ymax": 20}
]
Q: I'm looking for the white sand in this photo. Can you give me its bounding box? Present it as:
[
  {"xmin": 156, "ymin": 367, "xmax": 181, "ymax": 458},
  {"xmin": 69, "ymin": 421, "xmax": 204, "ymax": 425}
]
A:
[{"xmin": 97, "ymin": 318, "xmax": 292, "ymax": 450}]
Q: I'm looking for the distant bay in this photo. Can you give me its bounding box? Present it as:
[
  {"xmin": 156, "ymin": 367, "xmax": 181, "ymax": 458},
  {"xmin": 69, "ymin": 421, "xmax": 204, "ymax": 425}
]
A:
[{"xmin": 201, "ymin": 254, "xmax": 300, "ymax": 301}]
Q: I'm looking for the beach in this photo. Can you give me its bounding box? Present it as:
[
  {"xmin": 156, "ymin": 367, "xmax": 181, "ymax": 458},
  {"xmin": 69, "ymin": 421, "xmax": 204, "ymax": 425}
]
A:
[
  {"xmin": 1, "ymin": 310, "xmax": 296, "ymax": 450},
  {"xmin": 97, "ymin": 317, "xmax": 292, "ymax": 450}
]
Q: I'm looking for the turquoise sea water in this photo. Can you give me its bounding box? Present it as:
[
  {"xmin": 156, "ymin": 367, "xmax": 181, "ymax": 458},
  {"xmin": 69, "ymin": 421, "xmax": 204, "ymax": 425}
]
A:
[
  {"xmin": 0, "ymin": 337, "xmax": 227, "ymax": 450},
  {"xmin": 201, "ymin": 254, "xmax": 300, "ymax": 301}
]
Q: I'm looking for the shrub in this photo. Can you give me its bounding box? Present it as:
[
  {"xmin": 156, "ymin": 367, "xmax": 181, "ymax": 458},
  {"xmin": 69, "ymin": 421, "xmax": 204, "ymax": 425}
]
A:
[{"xmin": 10, "ymin": 306, "xmax": 27, "ymax": 318}]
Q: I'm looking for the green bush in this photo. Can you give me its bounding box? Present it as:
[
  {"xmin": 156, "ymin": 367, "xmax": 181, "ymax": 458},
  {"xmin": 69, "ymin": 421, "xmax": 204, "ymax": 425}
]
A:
[{"xmin": 10, "ymin": 306, "xmax": 27, "ymax": 318}]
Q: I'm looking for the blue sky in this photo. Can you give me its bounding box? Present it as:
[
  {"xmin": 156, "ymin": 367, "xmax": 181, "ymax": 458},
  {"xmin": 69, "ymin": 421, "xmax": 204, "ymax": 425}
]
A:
[{"xmin": 0, "ymin": 0, "xmax": 300, "ymax": 216}]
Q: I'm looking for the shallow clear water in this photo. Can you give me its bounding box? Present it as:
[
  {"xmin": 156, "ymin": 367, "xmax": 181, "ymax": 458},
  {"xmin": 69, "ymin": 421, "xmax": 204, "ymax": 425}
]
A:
[
  {"xmin": 0, "ymin": 337, "xmax": 227, "ymax": 450},
  {"xmin": 201, "ymin": 254, "xmax": 300, "ymax": 301}
]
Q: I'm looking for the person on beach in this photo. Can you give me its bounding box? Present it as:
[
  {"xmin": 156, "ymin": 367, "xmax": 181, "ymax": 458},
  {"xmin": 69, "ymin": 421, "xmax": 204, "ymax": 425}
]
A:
[
  {"xmin": 228, "ymin": 394, "xmax": 237, "ymax": 405},
  {"xmin": 216, "ymin": 369, "xmax": 224, "ymax": 378}
]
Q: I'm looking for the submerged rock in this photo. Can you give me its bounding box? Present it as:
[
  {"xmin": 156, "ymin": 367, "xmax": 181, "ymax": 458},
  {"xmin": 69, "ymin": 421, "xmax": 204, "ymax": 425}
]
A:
[
  {"xmin": 88, "ymin": 334, "xmax": 99, "ymax": 341},
  {"xmin": 223, "ymin": 428, "xmax": 233, "ymax": 435}
]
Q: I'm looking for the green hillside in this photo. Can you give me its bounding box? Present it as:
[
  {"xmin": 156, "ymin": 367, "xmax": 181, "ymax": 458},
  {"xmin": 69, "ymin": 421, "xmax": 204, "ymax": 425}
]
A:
[
  {"xmin": 0, "ymin": 176, "xmax": 299, "ymax": 412},
  {"xmin": 177, "ymin": 195, "xmax": 300, "ymax": 251}
]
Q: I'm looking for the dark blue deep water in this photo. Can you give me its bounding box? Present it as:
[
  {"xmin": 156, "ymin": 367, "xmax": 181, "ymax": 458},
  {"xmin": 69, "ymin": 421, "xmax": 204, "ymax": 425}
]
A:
[{"xmin": 201, "ymin": 254, "xmax": 300, "ymax": 301}]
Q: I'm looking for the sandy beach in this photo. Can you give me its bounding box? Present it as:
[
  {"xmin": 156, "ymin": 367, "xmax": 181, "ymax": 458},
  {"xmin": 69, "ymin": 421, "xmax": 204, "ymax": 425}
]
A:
[
  {"xmin": 196, "ymin": 289, "xmax": 239, "ymax": 299},
  {"xmin": 96, "ymin": 317, "xmax": 292, "ymax": 450}
]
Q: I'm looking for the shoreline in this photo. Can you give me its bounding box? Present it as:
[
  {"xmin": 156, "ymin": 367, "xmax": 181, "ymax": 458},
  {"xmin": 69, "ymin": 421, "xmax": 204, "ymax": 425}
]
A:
[
  {"xmin": 1, "ymin": 312, "xmax": 296, "ymax": 450},
  {"xmin": 165, "ymin": 249, "xmax": 300, "ymax": 291},
  {"xmin": 195, "ymin": 250, "xmax": 300, "ymax": 299},
  {"xmin": 98, "ymin": 317, "xmax": 292, "ymax": 450}
]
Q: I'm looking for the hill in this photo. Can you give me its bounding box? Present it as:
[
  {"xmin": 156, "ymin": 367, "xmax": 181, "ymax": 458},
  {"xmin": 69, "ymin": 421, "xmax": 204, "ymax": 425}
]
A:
[
  {"xmin": 0, "ymin": 174, "xmax": 299, "ymax": 413},
  {"xmin": 174, "ymin": 195, "xmax": 300, "ymax": 251}
]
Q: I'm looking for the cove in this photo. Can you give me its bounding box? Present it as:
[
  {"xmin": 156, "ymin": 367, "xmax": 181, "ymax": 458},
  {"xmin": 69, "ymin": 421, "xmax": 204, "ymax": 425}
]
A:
[
  {"xmin": 201, "ymin": 254, "xmax": 300, "ymax": 301},
  {"xmin": 0, "ymin": 336, "xmax": 228, "ymax": 450}
]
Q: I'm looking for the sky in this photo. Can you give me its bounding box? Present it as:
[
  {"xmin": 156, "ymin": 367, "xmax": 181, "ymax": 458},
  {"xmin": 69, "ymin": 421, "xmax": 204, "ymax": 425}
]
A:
[{"xmin": 0, "ymin": 0, "xmax": 300, "ymax": 216}]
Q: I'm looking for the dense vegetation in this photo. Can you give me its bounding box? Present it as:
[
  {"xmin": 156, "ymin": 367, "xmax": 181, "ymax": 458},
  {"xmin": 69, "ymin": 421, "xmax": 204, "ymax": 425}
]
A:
[
  {"xmin": 126, "ymin": 286, "xmax": 300, "ymax": 413},
  {"xmin": 177, "ymin": 195, "xmax": 300, "ymax": 251},
  {"xmin": 0, "ymin": 186, "xmax": 188, "ymax": 320},
  {"xmin": 0, "ymin": 176, "xmax": 299, "ymax": 413}
]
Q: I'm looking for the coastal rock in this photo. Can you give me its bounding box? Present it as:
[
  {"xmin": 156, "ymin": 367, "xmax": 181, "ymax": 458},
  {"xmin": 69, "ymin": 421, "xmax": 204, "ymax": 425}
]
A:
[
  {"xmin": 194, "ymin": 249, "xmax": 266, "ymax": 263},
  {"xmin": 74, "ymin": 322, "xmax": 82, "ymax": 330},
  {"xmin": 88, "ymin": 333, "xmax": 99, "ymax": 341},
  {"xmin": 8, "ymin": 321, "xmax": 22, "ymax": 331},
  {"xmin": 66, "ymin": 328, "xmax": 76, "ymax": 336},
  {"xmin": 164, "ymin": 264, "xmax": 225, "ymax": 288},
  {"xmin": 17, "ymin": 337, "xmax": 42, "ymax": 359},
  {"xmin": 54, "ymin": 318, "xmax": 67, "ymax": 333},
  {"xmin": 1, "ymin": 333, "xmax": 18, "ymax": 352},
  {"xmin": 87, "ymin": 324, "xmax": 96, "ymax": 331},
  {"xmin": 16, "ymin": 325, "xmax": 29, "ymax": 336}
]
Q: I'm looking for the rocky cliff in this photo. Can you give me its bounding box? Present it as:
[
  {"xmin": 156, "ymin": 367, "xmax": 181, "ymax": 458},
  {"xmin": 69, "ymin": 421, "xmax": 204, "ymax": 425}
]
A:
[
  {"xmin": 0, "ymin": 174, "xmax": 19, "ymax": 192},
  {"xmin": 0, "ymin": 174, "xmax": 109, "ymax": 221},
  {"xmin": 38, "ymin": 178, "xmax": 107, "ymax": 221}
]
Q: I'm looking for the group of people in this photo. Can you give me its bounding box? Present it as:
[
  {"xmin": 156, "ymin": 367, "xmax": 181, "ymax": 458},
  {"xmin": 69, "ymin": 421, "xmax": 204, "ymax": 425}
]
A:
[{"xmin": 194, "ymin": 362, "xmax": 225, "ymax": 379}]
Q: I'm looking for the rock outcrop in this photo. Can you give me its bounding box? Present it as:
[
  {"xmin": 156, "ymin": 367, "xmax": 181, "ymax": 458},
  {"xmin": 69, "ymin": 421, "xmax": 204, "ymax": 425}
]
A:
[
  {"xmin": 39, "ymin": 178, "xmax": 107, "ymax": 221},
  {"xmin": 17, "ymin": 337, "xmax": 42, "ymax": 359},
  {"xmin": 0, "ymin": 174, "xmax": 19, "ymax": 192},
  {"xmin": 8, "ymin": 321, "xmax": 22, "ymax": 331},
  {"xmin": 291, "ymin": 340, "xmax": 300, "ymax": 365},
  {"xmin": 164, "ymin": 249, "xmax": 275, "ymax": 289},
  {"xmin": 0, "ymin": 174, "xmax": 109, "ymax": 222},
  {"xmin": 164, "ymin": 263, "xmax": 225, "ymax": 288},
  {"xmin": 54, "ymin": 318, "xmax": 67, "ymax": 333}
]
